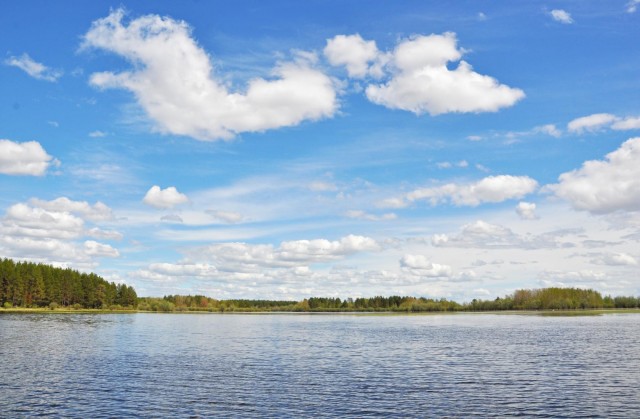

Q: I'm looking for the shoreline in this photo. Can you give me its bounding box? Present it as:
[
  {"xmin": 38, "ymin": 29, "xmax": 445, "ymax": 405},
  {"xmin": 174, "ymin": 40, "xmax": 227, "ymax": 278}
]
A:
[{"xmin": 2, "ymin": 307, "xmax": 640, "ymax": 315}]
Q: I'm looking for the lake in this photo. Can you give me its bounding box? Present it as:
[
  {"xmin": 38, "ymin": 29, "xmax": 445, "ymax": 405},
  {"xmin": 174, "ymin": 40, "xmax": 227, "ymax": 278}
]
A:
[{"xmin": 0, "ymin": 312, "xmax": 639, "ymax": 417}]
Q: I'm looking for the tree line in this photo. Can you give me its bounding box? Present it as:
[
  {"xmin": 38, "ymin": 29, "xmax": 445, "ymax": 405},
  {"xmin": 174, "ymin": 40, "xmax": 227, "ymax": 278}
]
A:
[
  {"xmin": 0, "ymin": 258, "xmax": 137, "ymax": 309},
  {"xmin": 467, "ymin": 287, "xmax": 640, "ymax": 311},
  {"xmin": 139, "ymin": 288, "xmax": 639, "ymax": 313},
  {"xmin": 2, "ymin": 258, "xmax": 639, "ymax": 312}
]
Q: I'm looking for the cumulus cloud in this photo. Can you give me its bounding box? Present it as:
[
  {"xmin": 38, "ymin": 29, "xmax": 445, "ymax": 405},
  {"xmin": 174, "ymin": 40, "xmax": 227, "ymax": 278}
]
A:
[
  {"xmin": 0, "ymin": 235, "xmax": 83, "ymax": 263},
  {"xmin": 550, "ymin": 137, "xmax": 640, "ymax": 214},
  {"xmin": 30, "ymin": 197, "xmax": 113, "ymax": 221},
  {"xmin": 324, "ymin": 34, "xmax": 382, "ymax": 78},
  {"xmin": 403, "ymin": 175, "xmax": 538, "ymax": 207},
  {"xmin": 148, "ymin": 262, "xmax": 218, "ymax": 277},
  {"xmin": 567, "ymin": 113, "xmax": 618, "ymax": 133},
  {"xmin": 0, "ymin": 199, "xmax": 121, "ymax": 265},
  {"xmin": 362, "ymin": 33, "xmax": 524, "ymax": 115},
  {"xmin": 550, "ymin": 9, "xmax": 574, "ymax": 24},
  {"xmin": 278, "ymin": 235, "xmax": 380, "ymax": 262},
  {"xmin": 432, "ymin": 220, "xmax": 576, "ymax": 249},
  {"xmin": 4, "ymin": 53, "xmax": 62, "ymax": 81},
  {"xmin": 0, "ymin": 139, "xmax": 55, "ymax": 176},
  {"xmin": 84, "ymin": 240, "xmax": 120, "ymax": 257},
  {"xmin": 82, "ymin": 9, "xmax": 337, "ymax": 141},
  {"xmin": 516, "ymin": 202, "xmax": 538, "ymax": 220},
  {"xmin": 184, "ymin": 234, "xmax": 379, "ymax": 273},
  {"xmin": 2, "ymin": 203, "xmax": 84, "ymax": 240},
  {"xmin": 143, "ymin": 185, "xmax": 189, "ymax": 209},
  {"xmin": 400, "ymin": 255, "xmax": 453, "ymax": 278}
]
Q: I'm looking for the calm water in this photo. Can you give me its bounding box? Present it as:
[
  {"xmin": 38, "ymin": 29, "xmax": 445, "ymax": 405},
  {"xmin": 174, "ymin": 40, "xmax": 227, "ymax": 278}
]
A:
[{"xmin": 0, "ymin": 312, "xmax": 639, "ymax": 418}]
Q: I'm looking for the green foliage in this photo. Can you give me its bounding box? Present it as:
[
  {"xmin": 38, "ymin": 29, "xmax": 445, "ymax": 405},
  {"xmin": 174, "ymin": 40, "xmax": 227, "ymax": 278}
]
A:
[
  {"xmin": 466, "ymin": 287, "xmax": 638, "ymax": 311},
  {"xmin": 0, "ymin": 258, "xmax": 137, "ymax": 309}
]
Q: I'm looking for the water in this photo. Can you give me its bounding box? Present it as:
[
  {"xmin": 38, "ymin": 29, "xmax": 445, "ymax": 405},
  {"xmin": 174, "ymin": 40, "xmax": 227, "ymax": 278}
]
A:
[{"xmin": 0, "ymin": 312, "xmax": 639, "ymax": 418}]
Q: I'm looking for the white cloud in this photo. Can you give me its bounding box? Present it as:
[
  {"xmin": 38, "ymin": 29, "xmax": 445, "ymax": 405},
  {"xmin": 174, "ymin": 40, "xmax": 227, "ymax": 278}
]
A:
[
  {"xmin": 376, "ymin": 197, "xmax": 409, "ymax": 209},
  {"xmin": 0, "ymin": 200, "xmax": 120, "ymax": 265},
  {"xmin": 534, "ymin": 124, "xmax": 562, "ymax": 138},
  {"xmin": 566, "ymin": 113, "xmax": 640, "ymax": 133},
  {"xmin": 587, "ymin": 252, "xmax": 637, "ymax": 266},
  {"xmin": 612, "ymin": 116, "xmax": 640, "ymax": 130},
  {"xmin": 148, "ymin": 262, "xmax": 218, "ymax": 277},
  {"xmin": 432, "ymin": 220, "xmax": 576, "ymax": 249},
  {"xmin": 0, "ymin": 139, "xmax": 55, "ymax": 176},
  {"xmin": 475, "ymin": 164, "xmax": 490, "ymax": 173},
  {"xmin": 550, "ymin": 137, "xmax": 640, "ymax": 214},
  {"xmin": 405, "ymin": 175, "xmax": 538, "ymax": 207},
  {"xmin": 400, "ymin": 255, "xmax": 453, "ymax": 278},
  {"xmin": 160, "ymin": 214, "xmax": 184, "ymax": 223},
  {"xmin": 84, "ymin": 240, "xmax": 120, "ymax": 257},
  {"xmin": 516, "ymin": 202, "xmax": 538, "ymax": 220},
  {"xmin": 86, "ymin": 227, "xmax": 123, "ymax": 240},
  {"xmin": 627, "ymin": 0, "xmax": 640, "ymax": 13},
  {"xmin": 345, "ymin": 210, "xmax": 397, "ymax": 221},
  {"xmin": 89, "ymin": 130, "xmax": 107, "ymax": 138},
  {"xmin": 567, "ymin": 113, "xmax": 618, "ymax": 133},
  {"xmin": 324, "ymin": 34, "xmax": 381, "ymax": 78},
  {"xmin": 0, "ymin": 235, "xmax": 83, "ymax": 263},
  {"xmin": 550, "ymin": 9, "xmax": 574, "ymax": 24},
  {"xmin": 143, "ymin": 186, "xmax": 189, "ymax": 209},
  {"xmin": 2, "ymin": 203, "xmax": 84, "ymax": 239},
  {"xmin": 364, "ymin": 33, "xmax": 524, "ymax": 115},
  {"xmin": 206, "ymin": 210, "xmax": 244, "ymax": 224},
  {"xmin": 4, "ymin": 53, "xmax": 62, "ymax": 82},
  {"xmin": 184, "ymin": 234, "xmax": 379, "ymax": 273},
  {"xmin": 30, "ymin": 197, "xmax": 113, "ymax": 221},
  {"xmin": 82, "ymin": 9, "xmax": 337, "ymax": 141},
  {"xmin": 437, "ymin": 160, "xmax": 468, "ymax": 169},
  {"xmin": 278, "ymin": 235, "xmax": 379, "ymax": 262},
  {"xmin": 308, "ymin": 181, "xmax": 338, "ymax": 192},
  {"xmin": 538, "ymin": 270, "xmax": 606, "ymax": 284}
]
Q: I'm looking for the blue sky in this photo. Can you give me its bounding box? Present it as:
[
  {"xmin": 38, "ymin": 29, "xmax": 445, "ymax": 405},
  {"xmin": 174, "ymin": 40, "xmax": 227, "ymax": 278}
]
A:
[{"xmin": 2, "ymin": 1, "xmax": 640, "ymax": 300}]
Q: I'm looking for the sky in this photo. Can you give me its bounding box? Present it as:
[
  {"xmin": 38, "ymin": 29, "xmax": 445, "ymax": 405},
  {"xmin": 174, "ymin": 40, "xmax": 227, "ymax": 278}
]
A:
[{"xmin": 1, "ymin": 1, "xmax": 640, "ymax": 301}]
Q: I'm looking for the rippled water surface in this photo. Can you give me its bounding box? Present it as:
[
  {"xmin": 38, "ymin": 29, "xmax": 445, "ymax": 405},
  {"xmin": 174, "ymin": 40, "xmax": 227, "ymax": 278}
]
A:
[{"xmin": 1, "ymin": 312, "xmax": 639, "ymax": 417}]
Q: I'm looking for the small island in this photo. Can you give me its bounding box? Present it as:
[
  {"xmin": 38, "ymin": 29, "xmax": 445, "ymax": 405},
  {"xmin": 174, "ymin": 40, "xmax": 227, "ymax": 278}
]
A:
[{"xmin": 1, "ymin": 258, "xmax": 638, "ymax": 313}]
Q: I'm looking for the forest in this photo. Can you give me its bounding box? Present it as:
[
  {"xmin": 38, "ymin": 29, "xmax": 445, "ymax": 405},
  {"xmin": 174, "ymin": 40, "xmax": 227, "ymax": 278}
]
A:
[
  {"xmin": 1, "ymin": 258, "xmax": 639, "ymax": 312},
  {"xmin": 139, "ymin": 288, "xmax": 640, "ymax": 313},
  {"xmin": 0, "ymin": 258, "xmax": 137, "ymax": 309}
]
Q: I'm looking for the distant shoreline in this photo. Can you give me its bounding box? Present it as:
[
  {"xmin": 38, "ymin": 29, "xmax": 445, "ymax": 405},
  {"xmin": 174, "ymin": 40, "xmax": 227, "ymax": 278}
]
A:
[{"xmin": 3, "ymin": 307, "xmax": 640, "ymax": 316}]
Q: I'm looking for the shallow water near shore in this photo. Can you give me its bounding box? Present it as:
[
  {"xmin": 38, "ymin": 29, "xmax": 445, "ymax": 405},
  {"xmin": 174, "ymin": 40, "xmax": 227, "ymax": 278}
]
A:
[{"xmin": 1, "ymin": 312, "xmax": 638, "ymax": 417}]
